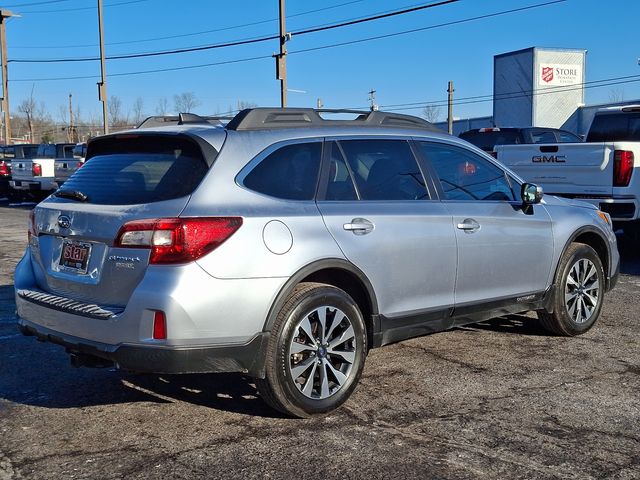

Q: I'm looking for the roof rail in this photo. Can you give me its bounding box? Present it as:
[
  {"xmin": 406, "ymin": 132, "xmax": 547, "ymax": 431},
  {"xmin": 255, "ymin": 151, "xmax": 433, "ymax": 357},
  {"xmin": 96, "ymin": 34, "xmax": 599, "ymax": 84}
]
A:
[
  {"xmin": 225, "ymin": 107, "xmax": 440, "ymax": 132},
  {"xmin": 136, "ymin": 113, "xmax": 234, "ymax": 129}
]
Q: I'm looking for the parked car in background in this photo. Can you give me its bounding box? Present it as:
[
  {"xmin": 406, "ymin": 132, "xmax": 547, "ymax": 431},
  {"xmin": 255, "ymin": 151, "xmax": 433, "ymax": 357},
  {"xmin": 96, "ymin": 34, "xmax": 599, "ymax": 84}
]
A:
[
  {"xmin": 459, "ymin": 127, "xmax": 583, "ymax": 155},
  {"xmin": 16, "ymin": 108, "xmax": 618, "ymax": 418},
  {"xmin": 1, "ymin": 144, "xmax": 40, "ymax": 200},
  {"xmin": 10, "ymin": 143, "xmax": 75, "ymax": 199},
  {"xmin": 494, "ymin": 105, "xmax": 640, "ymax": 237},
  {"xmin": 54, "ymin": 142, "xmax": 87, "ymax": 187}
]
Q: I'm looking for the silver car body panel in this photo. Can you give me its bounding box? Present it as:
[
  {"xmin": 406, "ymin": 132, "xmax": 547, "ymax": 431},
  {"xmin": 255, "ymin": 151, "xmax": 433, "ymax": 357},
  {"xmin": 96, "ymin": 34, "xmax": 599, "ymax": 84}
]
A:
[{"xmin": 14, "ymin": 120, "xmax": 620, "ymax": 372}]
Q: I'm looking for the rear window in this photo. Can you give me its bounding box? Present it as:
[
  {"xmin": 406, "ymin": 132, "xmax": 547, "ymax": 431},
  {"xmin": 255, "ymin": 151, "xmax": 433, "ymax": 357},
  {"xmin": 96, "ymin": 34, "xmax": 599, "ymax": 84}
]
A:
[
  {"xmin": 20, "ymin": 145, "xmax": 39, "ymax": 158},
  {"xmin": 459, "ymin": 131, "xmax": 521, "ymax": 150},
  {"xmin": 59, "ymin": 136, "xmax": 210, "ymax": 205},
  {"xmin": 586, "ymin": 113, "xmax": 640, "ymax": 142},
  {"xmin": 243, "ymin": 142, "xmax": 322, "ymax": 200}
]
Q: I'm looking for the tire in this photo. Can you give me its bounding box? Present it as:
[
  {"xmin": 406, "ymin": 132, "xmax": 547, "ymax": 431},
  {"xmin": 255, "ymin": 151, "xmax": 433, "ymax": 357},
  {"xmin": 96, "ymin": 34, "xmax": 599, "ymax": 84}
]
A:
[
  {"xmin": 256, "ymin": 282, "xmax": 367, "ymax": 418},
  {"xmin": 538, "ymin": 243, "xmax": 605, "ymax": 336}
]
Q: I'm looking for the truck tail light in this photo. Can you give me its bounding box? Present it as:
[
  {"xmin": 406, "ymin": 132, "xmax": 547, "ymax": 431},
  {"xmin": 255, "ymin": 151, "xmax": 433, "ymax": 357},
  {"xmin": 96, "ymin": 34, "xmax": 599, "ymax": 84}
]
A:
[
  {"xmin": 613, "ymin": 150, "xmax": 634, "ymax": 187},
  {"xmin": 114, "ymin": 217, "xmax": 243, "ymax": 264},
  {"xmin": 0, "ymin": 161, "xmax": 9, "ymax": 176},
  {"xmin": 152, "ymin": 311, "xmax": 167, "ymax": 340},
  {"xmin": 32, "ymin": 163, "xmax": 42, "ymax": 177}
]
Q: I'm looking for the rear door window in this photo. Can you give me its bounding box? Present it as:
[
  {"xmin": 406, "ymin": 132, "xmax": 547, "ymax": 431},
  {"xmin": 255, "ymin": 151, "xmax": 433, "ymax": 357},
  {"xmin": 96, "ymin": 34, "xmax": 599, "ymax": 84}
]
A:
[
  {"xmin": 243, "ymin": 142, "xmax": 322, "ymax": 200},
  {"xmin": 337, "ymin": 139, "xmax": 429, "ymax": 201},
  {"xmin": 59, "ymin": 136, "xmax": 210, "ymax": 205}
]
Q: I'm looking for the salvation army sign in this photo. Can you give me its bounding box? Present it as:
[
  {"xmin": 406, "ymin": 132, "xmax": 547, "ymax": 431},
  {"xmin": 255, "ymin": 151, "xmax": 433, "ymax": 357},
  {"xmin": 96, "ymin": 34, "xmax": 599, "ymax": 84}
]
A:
[{"xmin": 539, "ymin": 64, "xmax": 581, "ymax": 86}]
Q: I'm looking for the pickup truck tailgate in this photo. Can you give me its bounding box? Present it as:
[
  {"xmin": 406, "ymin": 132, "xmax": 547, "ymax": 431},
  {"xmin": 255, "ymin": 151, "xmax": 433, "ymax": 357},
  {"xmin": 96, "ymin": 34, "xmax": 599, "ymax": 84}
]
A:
[
  {"xmin": 11, "ymin": 159, "xmax": 35, "ymax": 182},
  {"xmin": 496, "ymin": 143, "xmax": 613, "ymax": 196}
]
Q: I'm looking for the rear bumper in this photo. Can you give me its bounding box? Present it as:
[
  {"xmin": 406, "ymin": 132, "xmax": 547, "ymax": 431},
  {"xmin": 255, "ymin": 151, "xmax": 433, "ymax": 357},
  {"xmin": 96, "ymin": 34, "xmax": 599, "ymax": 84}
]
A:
[
  {"xmin": 18, "ymin": 318, "xmax": 269, "ymax": 377},
  {"xmin": 10, "ymin": 178, "xmax": 56, "ymax": 191}
]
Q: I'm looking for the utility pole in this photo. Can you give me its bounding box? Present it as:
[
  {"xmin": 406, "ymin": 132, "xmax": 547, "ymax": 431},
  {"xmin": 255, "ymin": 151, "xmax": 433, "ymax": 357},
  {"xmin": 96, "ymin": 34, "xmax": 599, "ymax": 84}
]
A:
[
  {"xmin": 447, "ymin": 80, "xmax": 454, "ymax": 135},
  {"xmin": 0, "ymin": 10, "xmax": 15, "ymax": 145},
  {"xmin": 97, "ymin": 0, "xmax": 109, "ymax": 134},
  {"xmin": 275, "ymin": 0, "xmax": 288, "ymax": 108},
  {"xmin": 368, "ymin": 89, "xmax": 378, "ymax": 111},
  {"xmin": 68, "ymin": 93, "xmax": 75, "ymax": 143}
]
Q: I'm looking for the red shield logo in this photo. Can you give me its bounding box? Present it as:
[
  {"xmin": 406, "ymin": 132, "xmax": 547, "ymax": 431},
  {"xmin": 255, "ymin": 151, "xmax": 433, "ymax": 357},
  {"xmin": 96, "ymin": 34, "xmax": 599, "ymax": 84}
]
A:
[{"xmin": 542, "ymin": 67, "xmax": 554, "ymax": 83}]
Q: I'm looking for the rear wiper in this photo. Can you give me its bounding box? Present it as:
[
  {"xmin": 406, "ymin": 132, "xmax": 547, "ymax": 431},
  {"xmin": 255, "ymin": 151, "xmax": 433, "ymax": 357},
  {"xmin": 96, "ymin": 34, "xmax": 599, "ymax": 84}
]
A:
[{"xmin": 54, "ymin": 189, "xmax": 88, "ymax": 202}]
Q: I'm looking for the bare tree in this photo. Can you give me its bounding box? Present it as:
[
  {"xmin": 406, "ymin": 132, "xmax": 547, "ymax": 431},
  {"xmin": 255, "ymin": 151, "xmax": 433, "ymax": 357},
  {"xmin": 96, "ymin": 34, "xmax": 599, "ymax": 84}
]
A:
[
  {"xmin": 609, "ymin": 88, "xmax": 625, "ymax": 103},
  {"xmin": 155, "ymin": 97, "xmax": 169, "ymax": 115},
  {"xmin": 173, "ymin": 92, "xmax": 201, "ymax": 113},
  {"xmin": 236, "ymin": 100, "xmax": 257, "ymax": 111},
  {"xmin": 17, "ymin": 87, "xmax": 37, "ymax": 142},
  {"xmin": 108, "ymin": 95, "xmax": 128, "ymax": 127},
  {"xmin": 132, "ymin": 97, "xmax": 145, "ymax": 125},
  {"xmin": 422, "ymin": 104, "xmax": 441, "ymax": 123}
]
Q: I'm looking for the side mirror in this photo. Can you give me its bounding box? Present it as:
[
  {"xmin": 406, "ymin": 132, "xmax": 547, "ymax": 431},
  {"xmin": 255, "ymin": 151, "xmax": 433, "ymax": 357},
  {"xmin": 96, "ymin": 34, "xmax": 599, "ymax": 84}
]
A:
[{"xmin": 521, "ymin": 183, "xmax": 543, "ymax": 205}]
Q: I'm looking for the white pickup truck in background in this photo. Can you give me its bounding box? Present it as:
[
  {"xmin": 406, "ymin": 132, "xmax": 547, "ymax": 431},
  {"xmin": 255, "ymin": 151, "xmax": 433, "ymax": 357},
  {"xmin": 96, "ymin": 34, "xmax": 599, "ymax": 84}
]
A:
[
  {"xmin": 10, "ymin": 143, "xmax": 75, "ymax": 199},
  {"xmin": 494, "ymin": 105, "xmax": 640, "ymax": 236}
]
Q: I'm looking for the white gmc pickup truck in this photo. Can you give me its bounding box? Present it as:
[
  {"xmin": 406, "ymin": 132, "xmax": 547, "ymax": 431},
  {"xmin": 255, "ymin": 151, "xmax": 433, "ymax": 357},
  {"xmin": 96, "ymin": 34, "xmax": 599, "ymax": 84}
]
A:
[
  {"xmin": 494, "ymin": 106, "xmax": 640, "ymax": 236},
  {"xmin": 10, "ymin": 143, "xmax": 75, "ymax": 198}
]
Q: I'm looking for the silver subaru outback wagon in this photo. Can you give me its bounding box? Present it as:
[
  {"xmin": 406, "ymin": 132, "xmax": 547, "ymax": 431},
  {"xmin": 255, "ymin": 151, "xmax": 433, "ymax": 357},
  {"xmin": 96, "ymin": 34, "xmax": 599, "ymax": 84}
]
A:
[{"xmin": 15, "ymin": 108, "xmax": 619, "ymax": 417}]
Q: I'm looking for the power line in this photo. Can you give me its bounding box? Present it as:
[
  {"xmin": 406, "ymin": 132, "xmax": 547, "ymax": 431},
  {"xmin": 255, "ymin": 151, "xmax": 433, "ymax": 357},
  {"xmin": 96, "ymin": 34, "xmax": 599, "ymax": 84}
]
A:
[
  {"xmin": 16, "ymin": 0, "xmax": 151, "ymax": 13},
  {"xmin": 8, "ymin": 0, "xmax": 571, "ymax": 82},
  {"xmin": 8, "ymin": 0, "xmax": 461, "ymax": 63},
  {"xmin": 384, "ymin": 77, "xmax": 640, "ymax": 112},
  {"xmin": 287, "ymin": 0, "xmax": 568, "ymax": 56},
  {"xmin": 1, "ymin": 0, "xmax": 70, "ymax": 7},
  {"xmin": 11, "ymin": 0, "xmax": 367, "ymax": 48},
  {"xmin": 10, "ymin": 54, "xmax": 273, "ymax": 82},
  {"xmin": 379, "ymin": 74, "xmax": 640, "ymax": 109}
]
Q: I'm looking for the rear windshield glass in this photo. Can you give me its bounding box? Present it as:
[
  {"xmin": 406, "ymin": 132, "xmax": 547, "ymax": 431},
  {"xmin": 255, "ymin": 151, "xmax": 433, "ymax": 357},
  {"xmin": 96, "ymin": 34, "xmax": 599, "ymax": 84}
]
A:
[
  {"xmin": 22, "ymin": 145, "xmax": 39, "ymax": 158},
  {"xmin": 586, "ymin": 113, "xmax": 640, "ymax": 142},
  {"xmin": 459, "ymin": 131, "xmax": 521, "ymax": 150},
  {"xmin": 59, "ymin": 136, "xmax": 209, "ymax": 205}
]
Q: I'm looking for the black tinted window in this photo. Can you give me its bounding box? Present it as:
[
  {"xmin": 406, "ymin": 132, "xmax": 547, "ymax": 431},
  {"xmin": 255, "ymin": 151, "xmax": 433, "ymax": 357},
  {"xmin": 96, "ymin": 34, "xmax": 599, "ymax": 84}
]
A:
[
  {"xmin": 60, "ymin": 136, "xmax": 209, "ymax": 205},
  {"xmin": 419, "ymin": 142, "xmax": 515, "ymax": 201},
  {"xmin": 37, "ymin": 144, "xmax": 56, "ymax": 158},
  {"xmin": 587, "ymin": 113, "xmax": 640, "ymax": 142},
  {"xmin": 459, "ymin": 130, "xmax": 521, "ymax": 150},
  {"xmin": 325, "ymin": 142, "xmax": 357, "ymax": 201},
  {"xmin": 244, "ymin": 142, "xmax": 322, "ymax": 200},
  {"xmin": 339, "ymin": 139, "xmax": 428, "ymax": 201}
]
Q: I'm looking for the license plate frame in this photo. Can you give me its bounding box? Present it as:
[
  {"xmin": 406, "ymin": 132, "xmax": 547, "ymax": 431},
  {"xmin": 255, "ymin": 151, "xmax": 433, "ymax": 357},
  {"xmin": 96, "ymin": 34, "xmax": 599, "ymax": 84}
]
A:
[{"xmin": 58, "ymin": 239, "xmax": 92, "ymax": 274}]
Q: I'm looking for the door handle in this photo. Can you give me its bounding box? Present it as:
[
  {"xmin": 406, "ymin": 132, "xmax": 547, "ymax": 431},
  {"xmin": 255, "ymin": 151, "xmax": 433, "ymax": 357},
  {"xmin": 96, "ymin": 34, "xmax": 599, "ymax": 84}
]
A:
[
  {"xmin": 343, "ymin": 218, "xmax": 374, "ymax": 235},
  {"xmin": 457, "ymin": 218, "xmax": 480, "ymax": 233}
]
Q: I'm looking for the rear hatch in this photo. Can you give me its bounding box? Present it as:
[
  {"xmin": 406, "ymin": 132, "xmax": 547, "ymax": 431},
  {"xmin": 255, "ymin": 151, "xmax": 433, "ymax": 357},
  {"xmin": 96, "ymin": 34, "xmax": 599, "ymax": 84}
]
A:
[
  {"xmin": 496, "ymin": 143, "xmax": 614, "ymax": 196},
  {"xmin": 30, "ymin": 132, "xmax": 222, "ymax": 307}
]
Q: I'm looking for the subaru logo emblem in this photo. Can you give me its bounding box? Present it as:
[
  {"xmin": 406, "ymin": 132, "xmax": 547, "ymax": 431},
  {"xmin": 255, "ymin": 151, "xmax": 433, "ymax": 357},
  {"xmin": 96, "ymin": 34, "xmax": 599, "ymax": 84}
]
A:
[{"xmin": 57, "ymin": 215, "xmax": 71, "ymax": 229}]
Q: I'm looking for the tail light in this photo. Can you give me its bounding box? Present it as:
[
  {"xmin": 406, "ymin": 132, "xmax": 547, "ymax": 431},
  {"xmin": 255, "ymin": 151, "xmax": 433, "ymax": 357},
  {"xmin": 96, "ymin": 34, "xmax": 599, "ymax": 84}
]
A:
[
  {"xmin": 32, "ymin": 163, "xmax": 42, "ymax": 177},
  {"xmin": 152, "ymin": 311, "xmax": 167, "ymax": 340},
  {"xmin": 114, "ymin": 217, "xmax": 242, "ymax": 264},
  {"xmin": 0, "ymin": 161, "xmax": 9, "ymax": 176},
  {"xmin": 613, "ymin": 150, "xmax": 634, "ymax": 187},
  {"xmin": 76, "ymin": 161, "xmax": 84, "ymax": 169}
]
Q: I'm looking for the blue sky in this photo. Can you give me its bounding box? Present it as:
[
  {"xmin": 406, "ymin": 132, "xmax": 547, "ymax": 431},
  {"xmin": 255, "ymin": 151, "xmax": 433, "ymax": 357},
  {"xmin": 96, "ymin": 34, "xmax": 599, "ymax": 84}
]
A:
[{"xmin": 3, "ymin": 0, "xmax": 639, "ymax": 123}]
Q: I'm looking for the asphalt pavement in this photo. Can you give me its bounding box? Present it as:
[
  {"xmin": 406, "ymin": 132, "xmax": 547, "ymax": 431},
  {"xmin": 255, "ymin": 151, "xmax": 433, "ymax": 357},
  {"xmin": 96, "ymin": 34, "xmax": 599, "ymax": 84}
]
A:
[{"xmin": 0, "ymin": 201, "xmax": 638, "ymax": 480}]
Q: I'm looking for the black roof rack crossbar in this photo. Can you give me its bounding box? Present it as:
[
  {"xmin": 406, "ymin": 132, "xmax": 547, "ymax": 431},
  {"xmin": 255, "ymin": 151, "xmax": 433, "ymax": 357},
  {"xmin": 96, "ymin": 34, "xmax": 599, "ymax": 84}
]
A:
[
  {"xmin": 136, "ymin": 113, "xmax": 234, "ymax": 129},
  {"xmin": 225, "ymin": 107, "xmax": 440, "ymax": 132}
]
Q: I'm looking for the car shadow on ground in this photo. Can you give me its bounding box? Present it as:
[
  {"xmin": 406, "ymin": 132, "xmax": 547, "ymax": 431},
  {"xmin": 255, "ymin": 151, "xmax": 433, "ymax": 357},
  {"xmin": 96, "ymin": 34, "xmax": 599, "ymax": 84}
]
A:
[
  {"xmin": 462, "ymin": 314, "xmax": 551, "ymax": 336},
  {"xmin": 0, "ymin": 332, "xmax": 284, "ymax": 417},
  {"xmin": 616, "ymin": 234, "xmax": 640, "ymax": 275}
]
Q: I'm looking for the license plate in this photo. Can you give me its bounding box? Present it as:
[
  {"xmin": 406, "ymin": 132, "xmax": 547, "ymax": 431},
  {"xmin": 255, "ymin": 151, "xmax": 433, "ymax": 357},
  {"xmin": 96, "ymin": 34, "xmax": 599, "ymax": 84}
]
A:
[{"xmin": 59, "ymin": 240, "xmax": 92, "ymax": 274}]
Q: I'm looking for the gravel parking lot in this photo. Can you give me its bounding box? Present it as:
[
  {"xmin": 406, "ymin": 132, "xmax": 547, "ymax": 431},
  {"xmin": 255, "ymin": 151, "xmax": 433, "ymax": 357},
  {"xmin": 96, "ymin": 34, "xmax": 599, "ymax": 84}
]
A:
[{"xmin": 0, "ymin": 201, "xmax": 638, "ymax": 480}]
